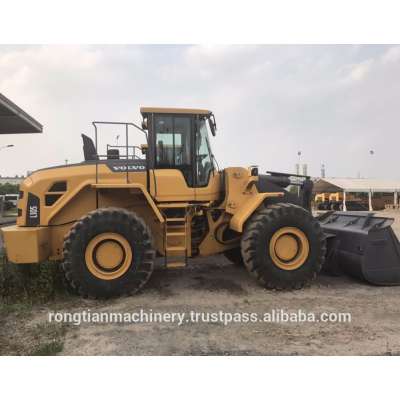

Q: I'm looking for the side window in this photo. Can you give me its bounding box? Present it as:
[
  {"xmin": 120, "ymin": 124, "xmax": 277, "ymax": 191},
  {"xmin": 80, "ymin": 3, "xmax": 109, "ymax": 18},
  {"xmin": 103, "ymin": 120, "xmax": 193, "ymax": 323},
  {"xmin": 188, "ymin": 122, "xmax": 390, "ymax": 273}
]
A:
[
  {"xmin": 155, "ymin": 116, "xmax": 173, "ymax": 167},
  {"xmin": 154, "ymin": 115, "xmax": 193, "ymax": 185},
  {"xmin": 173, "ymin": 117, "xmax": 191, "ymax": 166},
  {"xmin": 196, "ymin": 120, "xmax": 214, "ymax": 186}
]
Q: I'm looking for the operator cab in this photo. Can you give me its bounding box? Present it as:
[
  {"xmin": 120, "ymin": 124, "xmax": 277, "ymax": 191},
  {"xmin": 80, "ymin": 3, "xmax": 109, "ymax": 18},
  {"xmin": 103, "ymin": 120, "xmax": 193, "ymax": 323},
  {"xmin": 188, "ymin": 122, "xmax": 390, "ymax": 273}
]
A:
[{"xmin": 140, "ymin": 107, "xmax": 217, "ymax": 188}]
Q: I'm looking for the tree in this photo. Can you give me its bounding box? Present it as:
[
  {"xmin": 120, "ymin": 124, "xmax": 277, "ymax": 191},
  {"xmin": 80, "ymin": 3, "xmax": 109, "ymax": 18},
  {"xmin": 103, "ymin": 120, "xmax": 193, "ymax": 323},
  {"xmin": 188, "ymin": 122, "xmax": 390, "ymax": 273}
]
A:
[{"xmin": 0, "ymin": 183, "xmax": 19, "ymax": 195}]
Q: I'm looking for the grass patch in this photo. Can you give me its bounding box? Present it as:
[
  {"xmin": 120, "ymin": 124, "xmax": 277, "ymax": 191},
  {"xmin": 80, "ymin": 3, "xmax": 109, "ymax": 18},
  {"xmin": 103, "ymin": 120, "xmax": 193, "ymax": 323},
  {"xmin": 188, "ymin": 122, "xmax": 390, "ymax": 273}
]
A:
[
  {"xmin": 29, "ymin": 322, "xmax": 68, "ymax": 356},
  {"xmin": 31, "ymin": 341, "xmax": 64, "ymax": 356},
  {"xmin": 0, "ymin": 259, "xmax": 71, "ymax": 311},
  {"xmin": 0, "ymin": 301, "xmax": 32, "ymax": 317},
  {"xmin": 0, "ymin": 321, "xmax": 69, "ymax": 356},
  {"xmin": 0, "ymin": 251, "xmax": 74, "ymax": 355}
]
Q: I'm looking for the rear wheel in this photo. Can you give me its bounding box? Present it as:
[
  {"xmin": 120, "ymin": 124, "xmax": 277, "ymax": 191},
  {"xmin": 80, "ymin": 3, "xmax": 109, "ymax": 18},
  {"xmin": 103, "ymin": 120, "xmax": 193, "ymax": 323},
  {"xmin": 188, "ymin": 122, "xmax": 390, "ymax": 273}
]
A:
[
  {"xmin": 241, "ymin": 203, "xmax": 326, "ymax": 290},
  {"xmin": 61, "ymin": 208, "xmax": 155, "ymax": 298}
]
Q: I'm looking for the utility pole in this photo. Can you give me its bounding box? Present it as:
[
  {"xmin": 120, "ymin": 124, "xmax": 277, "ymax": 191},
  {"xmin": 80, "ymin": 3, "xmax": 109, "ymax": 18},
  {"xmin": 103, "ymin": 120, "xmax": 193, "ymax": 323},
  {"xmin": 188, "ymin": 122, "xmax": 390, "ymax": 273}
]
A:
[
  {"xmin": 369, "ymin": 149, "xmax": 374, "ymax": 178},
  {"xmin": 296, "ymin": 151, "xmax": 302, "ymax": 195},
  {"xmin": 321, "ymin": 163, "xmax": 326, "ymax": 178},
  {"xmin": 296, "ymin": 151, "xmax": 301, "ymax": 175}
]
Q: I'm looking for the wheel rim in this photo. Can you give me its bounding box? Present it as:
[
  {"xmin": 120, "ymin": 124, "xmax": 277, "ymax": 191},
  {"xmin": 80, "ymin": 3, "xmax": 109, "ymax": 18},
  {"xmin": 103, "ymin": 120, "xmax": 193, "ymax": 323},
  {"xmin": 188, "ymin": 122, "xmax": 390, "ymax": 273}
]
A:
[
  {"xmin": 85, "ymin": 233, "xmax": 132, "ymax": 280},
  {"xmin": 269, "ymin": 227, "xmax": 310, "ymax": 271}
]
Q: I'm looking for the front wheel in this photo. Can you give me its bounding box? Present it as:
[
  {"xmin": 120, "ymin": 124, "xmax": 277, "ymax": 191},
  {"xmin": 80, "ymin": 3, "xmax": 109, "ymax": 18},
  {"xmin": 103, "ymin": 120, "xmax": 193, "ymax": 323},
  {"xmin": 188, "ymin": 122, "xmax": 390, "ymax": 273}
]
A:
[
  {"xmin": 223, "ymin": 247, "xmax": 244, "ymax": 266},
  {"xmin": 241, "ymin": 203, "xmax": 326, "ymax": 290}
]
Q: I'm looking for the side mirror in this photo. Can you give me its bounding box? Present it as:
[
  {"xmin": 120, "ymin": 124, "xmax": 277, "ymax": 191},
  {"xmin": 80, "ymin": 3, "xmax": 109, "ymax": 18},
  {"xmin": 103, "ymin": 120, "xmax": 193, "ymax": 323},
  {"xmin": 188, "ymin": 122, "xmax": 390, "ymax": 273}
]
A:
[
  {"xmin": 140, "ymin": 143, "xmax": 148, "ymax": 155},
  {"xmin": 208, "ymin": 114, "xmax": 217, "ymax": 136},
  {"xmin": 141, "ymin": 118, "xmax": 148, "ymax": 130}
]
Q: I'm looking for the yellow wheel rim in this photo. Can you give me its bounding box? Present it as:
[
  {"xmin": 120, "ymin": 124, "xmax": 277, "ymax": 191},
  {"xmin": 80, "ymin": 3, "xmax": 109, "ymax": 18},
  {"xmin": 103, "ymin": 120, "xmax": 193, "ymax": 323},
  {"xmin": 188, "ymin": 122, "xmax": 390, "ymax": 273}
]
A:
[
  {"xmin": 85, "ymin": 233, "xmax": 132, "ymax": 280},
  {"xmin": 269, "ymin": 227, "xmax": 309, "ymax": 271}
]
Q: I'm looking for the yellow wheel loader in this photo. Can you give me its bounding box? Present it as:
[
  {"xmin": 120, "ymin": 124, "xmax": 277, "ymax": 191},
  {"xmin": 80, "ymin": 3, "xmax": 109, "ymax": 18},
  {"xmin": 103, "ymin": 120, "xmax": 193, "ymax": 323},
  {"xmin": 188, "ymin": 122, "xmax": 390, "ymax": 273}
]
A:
[{"xmin": 1, "ymin": 107, "xmax": 400, "ymax": 298}]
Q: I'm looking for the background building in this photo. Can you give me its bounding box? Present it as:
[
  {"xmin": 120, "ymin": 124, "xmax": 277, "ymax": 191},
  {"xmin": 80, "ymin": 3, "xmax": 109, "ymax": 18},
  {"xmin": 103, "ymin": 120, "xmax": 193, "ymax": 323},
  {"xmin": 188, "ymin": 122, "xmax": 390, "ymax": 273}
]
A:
[
  {"xmin": 313, "ymin": 178, "xmax": 400, "ymax": 211},
  {"xmin": 0, "ymin": 93, "xmax": 42, "ymax": 218},
  {"xmin": 0, "ymin": 93, "xmax": 42, "ymax": 134}
]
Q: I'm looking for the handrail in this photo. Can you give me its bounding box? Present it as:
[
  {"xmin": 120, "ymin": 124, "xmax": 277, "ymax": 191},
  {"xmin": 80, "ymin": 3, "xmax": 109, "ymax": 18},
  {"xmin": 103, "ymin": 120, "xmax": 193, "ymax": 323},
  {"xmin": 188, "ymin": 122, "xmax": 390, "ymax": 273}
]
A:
[
  {"xmin": 97, "ymin": 154, "xmax": 144, "ymax": 160},
  {"xmin": 92, "ymin": 121, "xmax": 148, "ymax": 140},
  {"xmin": 106, "ymin": 144, "xmax": 143, "ymax": 160},
  {"xmin": 92, "ymin": 121, "xmax": 148, "ymax": 184}
]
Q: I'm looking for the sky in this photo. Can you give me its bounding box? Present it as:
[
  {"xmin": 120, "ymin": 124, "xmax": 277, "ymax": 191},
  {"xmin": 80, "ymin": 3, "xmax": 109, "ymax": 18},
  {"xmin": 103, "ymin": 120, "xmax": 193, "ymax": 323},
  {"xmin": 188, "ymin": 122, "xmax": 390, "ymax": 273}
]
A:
[{"xmin": 0, "ymin": 44, "xmax": 399, "ymax": 179}]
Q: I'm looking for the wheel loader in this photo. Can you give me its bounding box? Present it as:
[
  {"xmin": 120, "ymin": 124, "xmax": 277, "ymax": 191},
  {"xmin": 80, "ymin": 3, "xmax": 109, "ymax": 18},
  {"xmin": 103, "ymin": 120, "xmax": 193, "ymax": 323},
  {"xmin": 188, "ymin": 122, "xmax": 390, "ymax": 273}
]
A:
[{"xmin": 1, "ymin": 107, "xmax": 400, "ymax": 298}]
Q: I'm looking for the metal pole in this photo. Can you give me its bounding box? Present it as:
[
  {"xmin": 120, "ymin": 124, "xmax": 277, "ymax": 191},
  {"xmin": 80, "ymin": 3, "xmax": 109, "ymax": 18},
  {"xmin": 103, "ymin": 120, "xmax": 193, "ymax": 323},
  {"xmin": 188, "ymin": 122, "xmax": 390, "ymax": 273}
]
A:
[
  {"xmin": 343, "ymin": 191, "xmax": 347, "ymax": 211},
  {"xmin": 126, "ymin": 124, "xmax": 129, "ymax": 183},
  {"xmin": 368, "ymin": 190, "xmax": 373, "ymax": 211},
  {"xmin": 394, "ymin": 191, "xmax": 398, "ymax": 207},
  {"xmin": 0, "ymin": 196, "xmax": 4, "ymax": 218},
  {"xmin": 94, "ymin": 124, "xmax": 98, "ymax": 184}
]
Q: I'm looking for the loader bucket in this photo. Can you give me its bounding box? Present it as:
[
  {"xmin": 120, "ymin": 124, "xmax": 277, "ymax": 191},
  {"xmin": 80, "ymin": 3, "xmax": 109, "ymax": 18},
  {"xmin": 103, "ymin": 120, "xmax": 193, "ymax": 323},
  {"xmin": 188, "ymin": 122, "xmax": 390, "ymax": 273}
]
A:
[{"xmin": 318, "ymin": 211, "xmax": 400, "ymax": 285}]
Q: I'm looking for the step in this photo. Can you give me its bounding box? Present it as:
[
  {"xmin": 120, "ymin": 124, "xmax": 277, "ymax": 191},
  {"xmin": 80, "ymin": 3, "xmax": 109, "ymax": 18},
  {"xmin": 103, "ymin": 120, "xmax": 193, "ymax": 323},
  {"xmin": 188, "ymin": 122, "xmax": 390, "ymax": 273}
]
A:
[
  {"xmin": 166, "ymin": 231, "xmax": 186, "ymax": 237},
  {"xmin": 166, "ymin": 261, "xmax": 186, "ymax": 268},
  {"xmin": 166, "ymin": 246, "xmax": 186, "ymax": 252},
  {"xmin": 165, "ymin": 218, "xmax": 186, "ymax": 222},
  {"xmin": 166, "ymin": 226, "xmax": 186, "ymax": 231}
]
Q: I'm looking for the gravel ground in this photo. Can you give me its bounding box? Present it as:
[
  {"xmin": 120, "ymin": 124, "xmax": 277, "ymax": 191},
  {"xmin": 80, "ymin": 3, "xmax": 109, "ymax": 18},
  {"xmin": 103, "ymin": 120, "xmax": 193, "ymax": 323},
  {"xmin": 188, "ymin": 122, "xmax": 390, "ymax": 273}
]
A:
[{"xmin": 1, "ymin": 210, "xmax": 400, "ymax": 355}]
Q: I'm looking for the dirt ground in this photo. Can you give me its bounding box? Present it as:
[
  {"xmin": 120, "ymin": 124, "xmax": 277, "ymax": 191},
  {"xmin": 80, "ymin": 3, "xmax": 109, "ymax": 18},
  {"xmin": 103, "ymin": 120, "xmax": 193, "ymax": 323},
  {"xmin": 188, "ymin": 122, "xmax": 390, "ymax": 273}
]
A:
[{"xmin": 1, "ymin": 210, "xmax": 400, "ymax": 356}]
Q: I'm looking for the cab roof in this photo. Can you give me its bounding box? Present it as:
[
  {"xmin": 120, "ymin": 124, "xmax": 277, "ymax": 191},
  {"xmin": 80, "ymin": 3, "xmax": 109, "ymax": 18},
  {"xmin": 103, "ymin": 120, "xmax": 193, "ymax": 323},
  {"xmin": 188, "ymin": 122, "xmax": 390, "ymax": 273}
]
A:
[{"xmin": 140, "ymin": 107, "xmax": 211, "ymax": 116}]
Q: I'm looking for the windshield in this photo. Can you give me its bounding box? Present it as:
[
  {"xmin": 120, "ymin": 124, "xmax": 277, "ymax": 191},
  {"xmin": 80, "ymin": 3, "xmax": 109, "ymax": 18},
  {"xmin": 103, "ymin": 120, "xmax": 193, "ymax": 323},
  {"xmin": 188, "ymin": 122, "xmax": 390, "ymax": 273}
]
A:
[{"xmin": 196, "ymin": 119, "xmax": 214, "ymax": 186}]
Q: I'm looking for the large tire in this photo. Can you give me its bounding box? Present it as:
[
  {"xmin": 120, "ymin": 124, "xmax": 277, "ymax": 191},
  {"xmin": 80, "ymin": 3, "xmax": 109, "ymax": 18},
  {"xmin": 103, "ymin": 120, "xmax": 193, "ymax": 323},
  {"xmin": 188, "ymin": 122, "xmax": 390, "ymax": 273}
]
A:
[
  {"xmin": 61, "ymin": 207, "xmax": 155, "ymax": 299},
  {"xmin": 224, "ymin": 247, "xmax": 244, "ymax": 266},
  {"xmin": 241, "ymin": 203, "xmax": 326, "ymax": 290}
]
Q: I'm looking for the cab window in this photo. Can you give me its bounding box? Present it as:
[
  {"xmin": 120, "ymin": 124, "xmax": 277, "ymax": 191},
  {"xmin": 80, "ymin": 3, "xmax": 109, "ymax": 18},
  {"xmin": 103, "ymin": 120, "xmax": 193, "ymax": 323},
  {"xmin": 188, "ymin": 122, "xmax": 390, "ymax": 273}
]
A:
[{"xmin": 154, "ymin": 115, "xmax": 193, "ymax": 185}]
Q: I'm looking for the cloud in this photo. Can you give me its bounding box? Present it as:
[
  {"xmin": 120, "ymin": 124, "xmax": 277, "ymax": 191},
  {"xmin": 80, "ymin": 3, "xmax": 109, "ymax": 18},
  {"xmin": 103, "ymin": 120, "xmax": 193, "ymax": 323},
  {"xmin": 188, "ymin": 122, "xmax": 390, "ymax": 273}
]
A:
[
  {"xmin": 381, "ymin": 45, "xmax": 400, "ymax": 64},
  {"xmin": 0, "ymin": 44, "xmax": 399, "ymax": 179},
  {"xmin": 348, "ymin": 59, "xmax": 374, "ymax": 82}
]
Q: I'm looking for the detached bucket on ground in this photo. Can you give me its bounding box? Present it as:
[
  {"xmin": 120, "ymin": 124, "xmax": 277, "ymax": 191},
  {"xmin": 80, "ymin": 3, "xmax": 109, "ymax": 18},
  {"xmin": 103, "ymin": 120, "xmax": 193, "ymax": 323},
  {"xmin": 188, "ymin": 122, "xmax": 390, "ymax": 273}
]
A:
[{"xmin": 318, "ymin": 211, "xmax": 400, "ymax": 285}]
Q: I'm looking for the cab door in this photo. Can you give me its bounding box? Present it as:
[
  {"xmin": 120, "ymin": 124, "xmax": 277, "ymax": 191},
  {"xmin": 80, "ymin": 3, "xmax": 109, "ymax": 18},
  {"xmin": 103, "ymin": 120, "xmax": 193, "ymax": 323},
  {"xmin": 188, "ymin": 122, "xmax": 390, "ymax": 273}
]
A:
[{"xmin": 152, "ymin": 115, "xmax": 196, "ymax": 202}]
